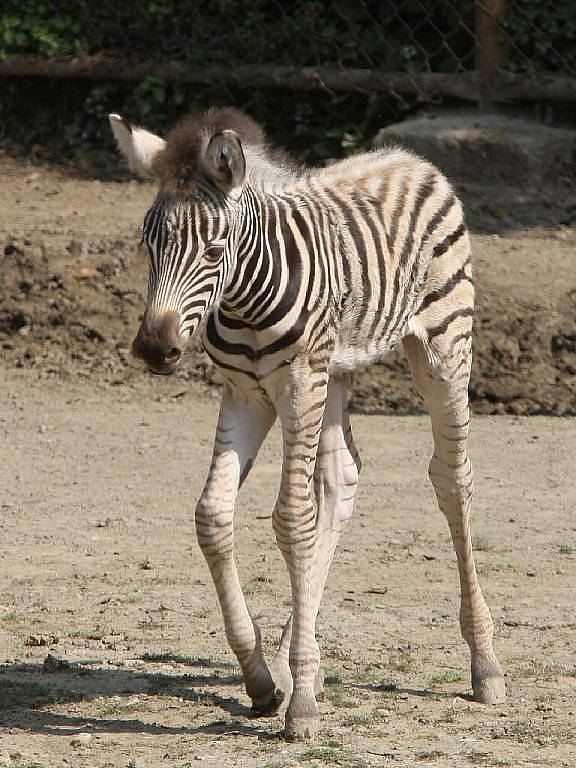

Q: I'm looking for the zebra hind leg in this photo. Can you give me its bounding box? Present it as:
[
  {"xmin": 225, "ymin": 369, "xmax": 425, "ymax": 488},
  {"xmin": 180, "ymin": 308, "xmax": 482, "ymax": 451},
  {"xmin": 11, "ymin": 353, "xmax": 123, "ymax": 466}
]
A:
[
  {"xmin": 403, "ymin": 332, "xmax": 505, "ymax": 705},
  {"xmin": 269, "ymin": 615, "xmax": 326, "ymax": 707}
]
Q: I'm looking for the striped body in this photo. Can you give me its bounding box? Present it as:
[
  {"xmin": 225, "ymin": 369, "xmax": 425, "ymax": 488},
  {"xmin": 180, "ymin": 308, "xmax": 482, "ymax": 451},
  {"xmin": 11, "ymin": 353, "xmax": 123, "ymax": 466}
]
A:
[
  {"xmin": 142, "ymin": 147, "xmax": 472, "ymax": 384},
  {"xmin": 110, "ymin": 109, "xmax": 504, "ymax": 742}
]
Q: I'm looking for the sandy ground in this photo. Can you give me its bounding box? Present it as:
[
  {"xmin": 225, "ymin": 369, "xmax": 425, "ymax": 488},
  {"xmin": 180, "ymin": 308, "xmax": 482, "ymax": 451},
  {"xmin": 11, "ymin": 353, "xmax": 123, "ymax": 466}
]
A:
[
  {"xmin": 0, "ymin": 370, "xmax": 574, "ymax": 768},
  {"xmin": 0, "ymin": 156, "xmax": 574, "ymax": 767}
]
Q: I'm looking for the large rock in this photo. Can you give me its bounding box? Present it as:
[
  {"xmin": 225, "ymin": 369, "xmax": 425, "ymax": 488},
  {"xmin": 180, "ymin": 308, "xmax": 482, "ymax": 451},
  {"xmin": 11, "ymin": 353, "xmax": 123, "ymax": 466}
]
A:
[{"xmin": 373, "ymin": 110, "xmax": 576, "ymax": 185}]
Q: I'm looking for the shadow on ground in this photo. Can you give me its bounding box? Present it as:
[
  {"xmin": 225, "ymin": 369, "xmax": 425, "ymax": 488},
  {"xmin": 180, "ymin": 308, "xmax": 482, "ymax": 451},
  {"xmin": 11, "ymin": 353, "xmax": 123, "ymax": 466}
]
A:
[
  {"xmin": 0, "ymin": 659, "xmax": 283, "ymax": 739},
  {"xmin": 0, "ymin": 655, "xmax": 474, "ymax": 741}
]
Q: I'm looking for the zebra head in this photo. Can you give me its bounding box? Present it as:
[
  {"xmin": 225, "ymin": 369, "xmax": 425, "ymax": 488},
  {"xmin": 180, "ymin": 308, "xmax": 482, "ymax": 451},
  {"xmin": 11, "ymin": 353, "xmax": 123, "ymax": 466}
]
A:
[{"xmin": 110, "ymin": 111, "xmax": 250, "ymax": 374}]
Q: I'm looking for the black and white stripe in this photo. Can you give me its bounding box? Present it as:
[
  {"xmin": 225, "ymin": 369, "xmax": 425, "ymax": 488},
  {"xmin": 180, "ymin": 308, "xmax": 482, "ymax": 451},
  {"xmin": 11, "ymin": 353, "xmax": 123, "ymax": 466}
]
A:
[{"xmin": 142, "ymin": 145, "xmax": 473, "ymax": 383}]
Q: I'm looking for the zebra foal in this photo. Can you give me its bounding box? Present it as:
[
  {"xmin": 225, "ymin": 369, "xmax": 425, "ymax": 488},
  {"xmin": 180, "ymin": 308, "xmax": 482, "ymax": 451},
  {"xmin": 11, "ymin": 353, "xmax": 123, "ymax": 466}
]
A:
[{"xmin": 109, "ymin": 108, "xmax": 505, "ymax": 740}]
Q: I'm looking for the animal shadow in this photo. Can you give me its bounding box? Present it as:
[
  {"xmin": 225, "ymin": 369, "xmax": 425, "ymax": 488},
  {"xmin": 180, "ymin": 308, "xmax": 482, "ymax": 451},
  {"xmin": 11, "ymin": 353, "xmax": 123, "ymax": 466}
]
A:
[{"xmin": 0, "ymin": 655, "xmax": 281, "ymax": 739}]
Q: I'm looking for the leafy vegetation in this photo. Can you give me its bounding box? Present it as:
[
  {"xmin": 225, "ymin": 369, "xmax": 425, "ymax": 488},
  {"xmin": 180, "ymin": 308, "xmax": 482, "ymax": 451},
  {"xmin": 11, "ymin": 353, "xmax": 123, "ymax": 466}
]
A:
[
  {"xmin": 1, "ymin": 1, "xmax": 572, "ymax": 74},
  {"xmin": 0, "ymin": 1, "xmax": 573, "ymax": 166},
  {"xmin": 502, "ymin": 0, "xmax": 576, "ymax": 75},
  {"xmin": 429, "ymin": 671, "xmax": 462, "ymax": 685},
  {"xmin": 0, "ymin": 1, "xmax": 473, "ymax": 70}
]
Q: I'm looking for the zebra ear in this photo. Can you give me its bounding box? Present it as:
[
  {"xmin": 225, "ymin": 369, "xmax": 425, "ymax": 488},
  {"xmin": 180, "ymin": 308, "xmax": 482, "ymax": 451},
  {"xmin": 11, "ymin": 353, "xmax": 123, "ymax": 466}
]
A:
[
  {"xmin": 109, "ymin": 114, "xmax": 166, "ymax": 177},
  {"xmin": 203, "ymin": 130, "xmax": 246, "ymax": 195}
]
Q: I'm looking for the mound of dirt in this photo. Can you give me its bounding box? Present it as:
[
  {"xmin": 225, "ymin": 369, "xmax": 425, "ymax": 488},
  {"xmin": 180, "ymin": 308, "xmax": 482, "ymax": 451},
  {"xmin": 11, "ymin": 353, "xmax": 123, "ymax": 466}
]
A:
[{"xmin": 0, "ymin": 158, "xmax": 574, "ymax": 415}]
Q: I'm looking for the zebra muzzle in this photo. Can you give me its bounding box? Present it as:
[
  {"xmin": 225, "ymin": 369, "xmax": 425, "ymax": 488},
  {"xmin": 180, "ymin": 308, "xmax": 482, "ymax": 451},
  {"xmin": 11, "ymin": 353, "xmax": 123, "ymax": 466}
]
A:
[{"xmin": 132, "ymin": 309, "xmax": 183, "ymax": 375}]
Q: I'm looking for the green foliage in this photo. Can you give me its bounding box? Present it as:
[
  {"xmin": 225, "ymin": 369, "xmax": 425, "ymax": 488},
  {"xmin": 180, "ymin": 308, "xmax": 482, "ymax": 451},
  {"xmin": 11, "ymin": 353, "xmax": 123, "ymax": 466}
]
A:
[
  {"xmin": 0, "ymin": 1, "xmax": 478, "ymax": 71},
  {"xmin": 0, "ymin": 71, "xmax": 395, "ymax": 168},
  {"xmin": 0, "ymin": 2, "xmax": 83, "ymax": 58},
  {"xmin": 0, "ymin": 2, "xmax": 573, "ymax": 167},
  {"xmin": 503, "ymin": 0, "xmax": 576, "ymax": 74},
  {"xmin": 429, "ymin": 671, "xmax": 462, "ymax": 685},
  {"xmin": 1, "ymin": 2, "xmax": 573, "ymax": 75}
]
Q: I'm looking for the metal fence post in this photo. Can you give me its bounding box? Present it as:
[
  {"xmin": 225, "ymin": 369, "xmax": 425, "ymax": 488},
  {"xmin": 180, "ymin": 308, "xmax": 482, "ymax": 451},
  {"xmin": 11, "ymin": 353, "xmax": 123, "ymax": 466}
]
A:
[{"xmin": 475, "ymin": 0, "xmax": 508, "ymax": 105}]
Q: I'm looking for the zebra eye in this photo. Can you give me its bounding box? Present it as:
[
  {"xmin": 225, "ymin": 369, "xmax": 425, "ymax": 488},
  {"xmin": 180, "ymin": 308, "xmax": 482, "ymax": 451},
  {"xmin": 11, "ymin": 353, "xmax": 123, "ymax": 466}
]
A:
[{"xmin": 203, "ymin": 244, "xmax": 224, "ymax": 263}]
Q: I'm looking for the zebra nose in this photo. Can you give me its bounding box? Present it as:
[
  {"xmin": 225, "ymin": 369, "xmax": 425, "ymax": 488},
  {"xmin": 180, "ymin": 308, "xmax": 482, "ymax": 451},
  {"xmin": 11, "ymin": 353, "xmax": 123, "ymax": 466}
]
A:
[{"xmin": 132, "ymin": 310, "xmax": 183, "ymax": 374}]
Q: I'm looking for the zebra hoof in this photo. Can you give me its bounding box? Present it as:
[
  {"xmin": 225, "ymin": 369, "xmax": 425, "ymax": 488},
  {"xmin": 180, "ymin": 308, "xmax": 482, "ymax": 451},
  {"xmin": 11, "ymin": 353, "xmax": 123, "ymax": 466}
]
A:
[
  {"xmin": 269, "ymin": 658, "xmax": 292, "ymax": 706},
  {"xmin": 284, "ymin": 689, "xmax": 320, "ymax": 741},
  {"xmin": 471, "ymin": 656, "xmax": 506, "ymax": 705},
  {"xmin": 251, "ymin": 687, "xmax": 285, "ymax": 716},
  {"xmin": 284, "ymin": 714, "xmax": 320, "ymax": 742},
  {"xmin": 473, "ymin": 675, "xmax": 506, "ymax": 705}
]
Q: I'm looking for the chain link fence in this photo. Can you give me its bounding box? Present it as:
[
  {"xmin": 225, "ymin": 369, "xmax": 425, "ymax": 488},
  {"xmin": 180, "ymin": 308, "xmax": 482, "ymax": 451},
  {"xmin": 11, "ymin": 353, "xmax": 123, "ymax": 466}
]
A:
[
  {"xmin": 0, "ymin": 0, "xmax": 574, "ymax": 104},
  {"xmin": 0, "ymin": 1, "xmax": 574, "ymax": 165}
]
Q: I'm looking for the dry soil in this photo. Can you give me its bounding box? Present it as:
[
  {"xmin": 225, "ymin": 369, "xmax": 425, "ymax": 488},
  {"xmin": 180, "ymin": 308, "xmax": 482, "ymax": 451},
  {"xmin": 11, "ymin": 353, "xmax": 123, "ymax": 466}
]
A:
[
  {"xmin": 0, "ymin": 157, "xmax": 574, "ymax": 768},
  {"xmin": 0, "ymin": 157, "xmax": 575, "ymax": 415}
]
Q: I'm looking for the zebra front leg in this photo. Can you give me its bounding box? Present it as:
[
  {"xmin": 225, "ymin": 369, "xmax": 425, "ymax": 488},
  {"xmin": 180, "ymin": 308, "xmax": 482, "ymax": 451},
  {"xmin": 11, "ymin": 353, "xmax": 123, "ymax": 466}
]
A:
[
  {"xmin": 270, "ymin": 363, "xmax": 328, "ymax": 740},
  {"xmin": 195, "ymin": 385, "xmax": 282, "ymax": 713},
  {"xmin": 270, "ymin": 378, "xmax": 360, "ymax": 706},
  {"xmin": 404, "ymin": 334, "xmax": 505, "ymax": 705}
]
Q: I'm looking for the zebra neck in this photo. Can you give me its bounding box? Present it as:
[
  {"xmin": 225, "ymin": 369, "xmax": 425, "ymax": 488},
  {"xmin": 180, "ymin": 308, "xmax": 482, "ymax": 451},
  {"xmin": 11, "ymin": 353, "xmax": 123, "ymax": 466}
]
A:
[{"xmin": 220, "ymin": 188, "xmax": 295, "ymax": 327}]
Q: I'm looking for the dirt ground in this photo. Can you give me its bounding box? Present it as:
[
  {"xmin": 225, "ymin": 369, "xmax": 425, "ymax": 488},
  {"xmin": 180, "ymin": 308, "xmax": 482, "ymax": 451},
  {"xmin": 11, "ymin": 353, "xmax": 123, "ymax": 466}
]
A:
[
  {"xmin": 0, "ymin": 371, "xmax": 575, "ymax": 768},
  {"xmin": 0, "ymin": 156, "xmax": 575, "ymax": 767},
  {"xmin": 0, "ymin": 157, "xmax": 575, "ymax": 414}
]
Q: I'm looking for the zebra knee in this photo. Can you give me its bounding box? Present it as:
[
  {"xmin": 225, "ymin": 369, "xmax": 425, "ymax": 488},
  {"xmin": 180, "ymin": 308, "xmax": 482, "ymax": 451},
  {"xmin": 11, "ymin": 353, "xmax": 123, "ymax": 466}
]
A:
[
  {"xmin": 272, "ymin": 493, "xmax": 316, "ymax": 556},
  {"xmin": 321, "ymin": 453, "xmax": 359, "ymax": 527},
  {"xmin": 428, "ymin": 455, "xmax": 473, "ymax": 521},
  {"xmin": 195, "ymin": 452, "xmax": 240, "ymax": 562},
  {"xmin": 195, "ymin": 493, "xmax": 235, "ymax": 564}
]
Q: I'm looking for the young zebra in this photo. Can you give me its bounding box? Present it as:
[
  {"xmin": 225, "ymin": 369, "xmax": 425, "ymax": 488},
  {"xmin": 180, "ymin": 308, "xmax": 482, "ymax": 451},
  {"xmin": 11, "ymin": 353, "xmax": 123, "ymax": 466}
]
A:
[{"xmin": 110, "ymin": 108, "xmax": 505, "ymax": 741}]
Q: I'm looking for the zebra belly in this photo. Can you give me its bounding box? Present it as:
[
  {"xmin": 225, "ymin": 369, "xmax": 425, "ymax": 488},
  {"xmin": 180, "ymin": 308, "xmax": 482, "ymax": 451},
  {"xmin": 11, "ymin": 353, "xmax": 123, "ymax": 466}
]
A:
[
  {"xmin": 328, "ymin": 279, "xmax": 412, "ymax": 374},
  {"xmin": 329, "ymin": 330, "xmax": 398, "ymax": 374}
]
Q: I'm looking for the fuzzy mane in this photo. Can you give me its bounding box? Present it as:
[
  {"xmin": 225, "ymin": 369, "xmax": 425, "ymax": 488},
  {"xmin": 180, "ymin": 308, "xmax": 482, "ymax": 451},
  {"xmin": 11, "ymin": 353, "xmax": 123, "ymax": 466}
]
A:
[{"xmin": 153, "ymin": 107, "xmax": 300, "ymax": 196}]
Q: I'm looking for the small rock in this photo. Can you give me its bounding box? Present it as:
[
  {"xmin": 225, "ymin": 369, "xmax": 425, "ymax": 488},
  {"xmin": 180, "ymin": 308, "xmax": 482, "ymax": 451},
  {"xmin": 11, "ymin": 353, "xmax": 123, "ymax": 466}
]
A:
[
  {"xmin": 4, "ymin": 244, "xmax": 18, "ymax": 256},
  {"xmin": 19, "ymin": 280, "xmax": 34, "ymax": 294},
  {"xmin": 73, "ymin": 266, "xmax": 99, "ymax": 281},
  {"xmin": 38, "ymin": 425, "xmax": 47, "ymax": 434},
  {"xmin": 47, "ymin": 274, "xmax": 64, "ymax": 289},
  {"xmin": 97, "ymin": 260, "xmax": 120, "ymax": 278},
  {"xmin": 71, "ymin": 732, "xmax": 92, "ymax": 748},
  {"xmin": 527, "ymin": 568, "xmax": 537, "ymax": 577},
  {"xmin": 7, "ymin": 310, "xmax": 29, "ymax": 332},
  {"xmin": 139, "ymin": 558, "xmax": 153, "ymax": 570},
  {"xmin": 84, "ymin": 326, "xmax": 107, "ymax": 343},
  {"xmin": 24, "ymin": 633, "xmax": 58, "ymax": 647},
  {"xmin": 487, "ymin": 205, "xmax": 506, "ymax": 220}
]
